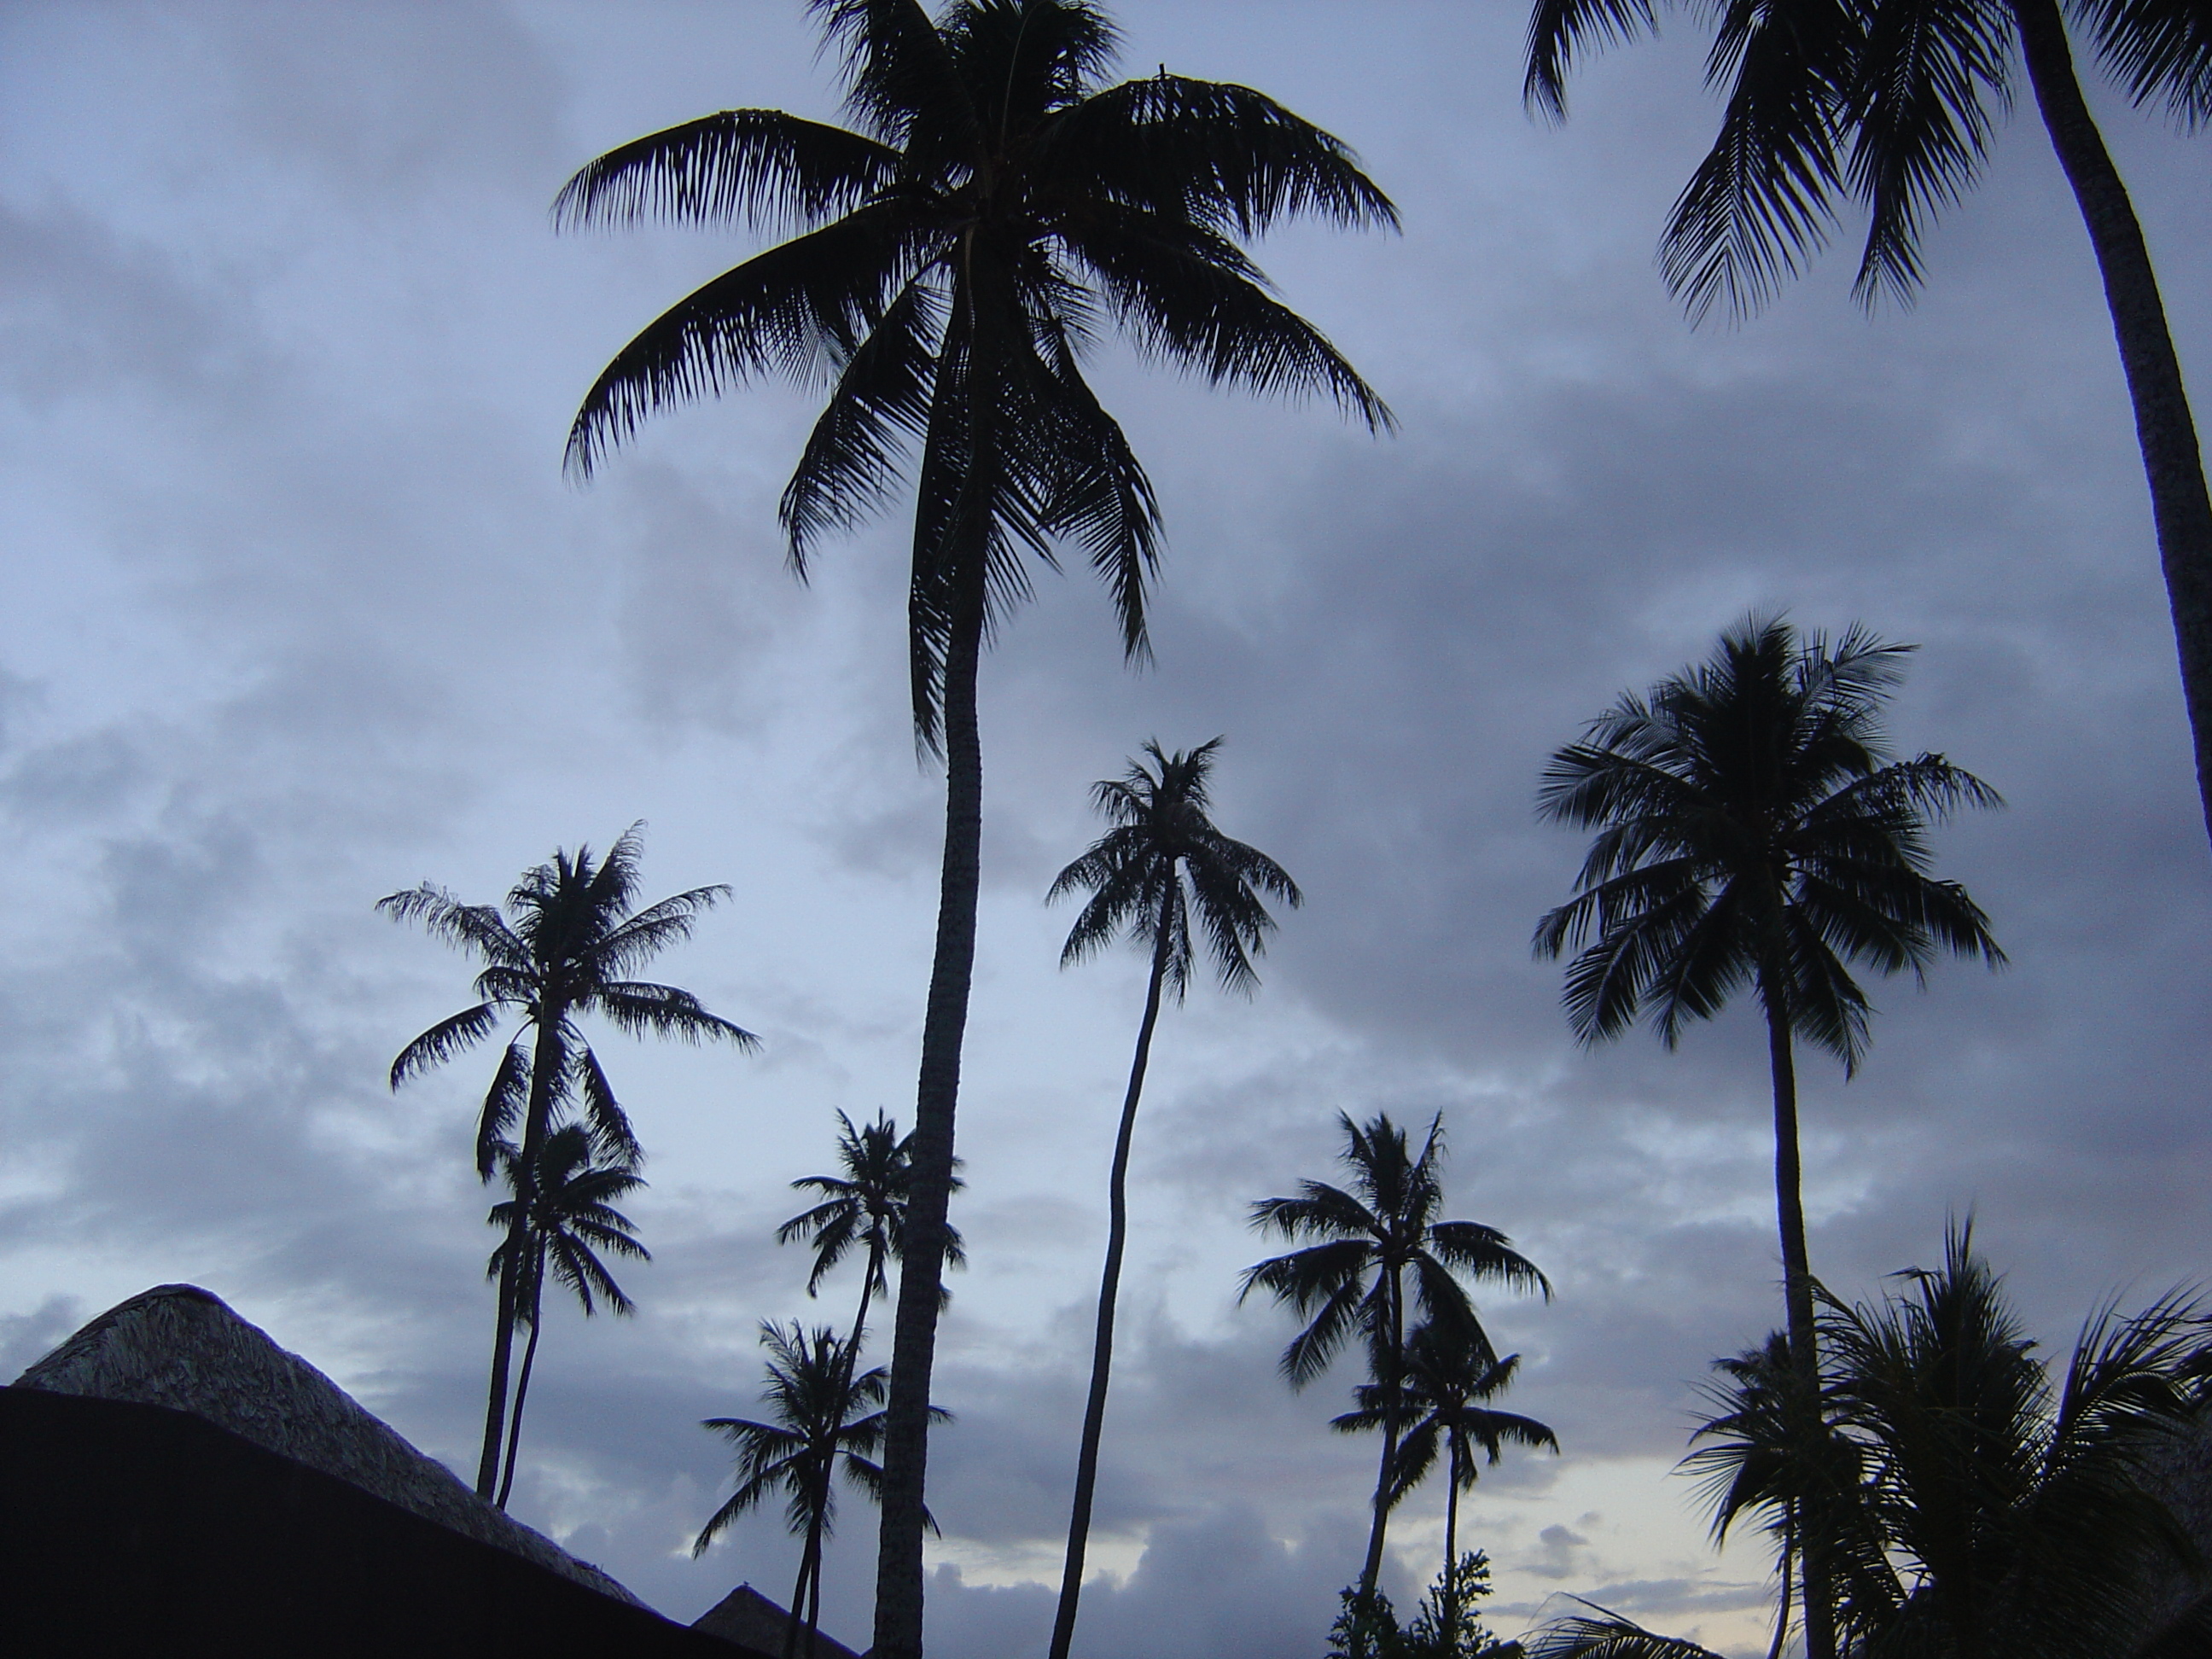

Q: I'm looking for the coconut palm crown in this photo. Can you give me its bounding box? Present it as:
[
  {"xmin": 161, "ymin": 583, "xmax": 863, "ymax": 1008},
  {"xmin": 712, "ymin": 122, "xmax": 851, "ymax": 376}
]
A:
[
  {"xmin": 485, "ymin": 1122, "xmax": 651, "ymax": 1509},
  {"xmin": 1051, "ymin": 736, "xmax": 1302, "ymax": 996}
]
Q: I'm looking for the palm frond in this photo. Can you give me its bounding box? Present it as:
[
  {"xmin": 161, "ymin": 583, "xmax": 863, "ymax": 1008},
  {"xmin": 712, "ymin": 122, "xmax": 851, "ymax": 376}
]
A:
[{"xmin": 552, "ymin": 108, "xmax": 897, "ymax": 235}]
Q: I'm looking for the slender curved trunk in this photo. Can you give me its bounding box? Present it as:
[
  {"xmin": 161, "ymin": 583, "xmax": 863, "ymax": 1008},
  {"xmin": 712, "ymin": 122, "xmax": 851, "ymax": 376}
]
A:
[
  {"xmin": 1767, "ymin": 1526, "xmax": 1794, "ymax": 1659},
  {"xmin": 479, "ymin": 1013, "xmax": 565, "ymax": 1497},
  {"xmin": 2011, "ymin": 0, "xmax": 2212, "ymax": 844},
  {"xmin": 495, "ymin": 1254, "xmax": 546, "ymax": 1510},
  {"xmin": 1357, "ymin": 1260, "xmax": 1406, "ymax": 1604},
  {"xmin": 873, "ymin": 590, "xmax": 986, "ymax": 1659},
  {"xmin": 1047, "ymin": 905, "xmax": 1175, "ymax": 1659},
  {"xmin": 1441, "ymin": 1438, "xmax": 1461, "ymax": 1652},
  {"xmin": 785, "ymin": 1504, "xmax": 823, "ymax": 1659},
  {"xmin": 1761, "ymin": 992, "xmax": 1832, "ymax": 1659},
  {"xmin": 805, "ymin": 1530, "xmax": 824, "ymax": 1659}
]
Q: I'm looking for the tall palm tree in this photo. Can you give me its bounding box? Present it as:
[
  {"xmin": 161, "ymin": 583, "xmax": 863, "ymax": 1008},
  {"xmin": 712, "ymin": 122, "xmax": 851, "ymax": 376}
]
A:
[
  {"xmin": 1525, "ymin": 1229, "xmax": 2212, "ymax": 1659},
  {"xmin": 1523, "ymin": 0, "xmax": 2212, "ymax": 843},
  {"xmin": 1534, "ymin": 617, "xmax": 2001, "ymax": 1659},
  {"xmin": 1043, "ymin": 736, "xmax": 1301, "ymax": 1659},
  {"xmin": 1241, "ymin": 1112, "xmax": 1551, "ymax": 1607},
  {"xmin": 696, "ymin": 1324, "xmax": 946, "ymax": 1659},
  {"xmin": 484, "ymin": 1122, "xmax": 651, "ymax": 1510},
  {"xmin": 1336, "ymin": 1323, "xmax": 1557, "ymax": 1653},
  {"xmin": 381, "ymin": 826, "xmax": 756, "ymax": 1497},
  {"xmin": 552, "ymin": 9, "xmax": 1392, "ymax": 1644},
  {"xmin": 778, "ymin": 1109, "xmax": 967, "ymax": 1353},
  {"xmin": 1534, "ymin": 619, "xmax": 2000, "ymax": 1368}
]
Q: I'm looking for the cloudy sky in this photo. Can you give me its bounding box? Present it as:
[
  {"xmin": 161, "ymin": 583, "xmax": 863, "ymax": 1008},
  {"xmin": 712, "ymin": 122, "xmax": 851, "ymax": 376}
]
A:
[{"xmin": 3, "ymin": 2, "xmax": 2209, "ymax": 1654}]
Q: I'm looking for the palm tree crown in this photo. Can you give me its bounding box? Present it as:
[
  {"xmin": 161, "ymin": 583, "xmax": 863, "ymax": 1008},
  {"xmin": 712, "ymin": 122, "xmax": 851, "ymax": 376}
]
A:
[
  {"xmin": 556, "ymin": 0, "xmax": 1394, "ymax": 747},
  {"xmin": 777, "ymin": 1109, "xmax": 965, "ymax": 1309},
  {"xmin": 1534, "ymin": 617, "xmax": 2003, "ymax": 1068},
  {"xmin": 1050, "ymin": 736, "xmax": 1302, "ymax": 997},
  {"xmin": 382, "ymin": 824, "xmax": 757, "ymax": 1173},
  {"xmin": 485, "ymin": 1123, "xmax": 651, "ymax": 1509}
]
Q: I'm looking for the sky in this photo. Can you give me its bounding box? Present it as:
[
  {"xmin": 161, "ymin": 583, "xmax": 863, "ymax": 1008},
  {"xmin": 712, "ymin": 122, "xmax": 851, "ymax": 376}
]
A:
[{"xmin": 2, "ymin": 3, "xmax": 2209, "ymax": 1655}]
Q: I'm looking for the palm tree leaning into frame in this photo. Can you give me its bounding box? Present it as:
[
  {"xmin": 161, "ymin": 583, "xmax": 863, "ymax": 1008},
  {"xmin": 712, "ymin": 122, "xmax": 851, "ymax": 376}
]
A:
[
  {"xmin": 486, "ymin": 1122, "xmax": 650, "ymax": 1510},
  {"xmin": 1335, "ymin": 1321, "xmax": 1557, "ymax": 1652},
  {"xmin": 553, "ymin": 8, "xmax": 1391, "ymax": 1645},
  {"xmin": 381, "ymin": 826, "xmax": 756, "ymax": 1497},
  {"xmin": 696, "ymin": 1324, "xmax": 948, "ymax": 1659},
  {"xmin": 1241, "ymin": 1112, "xmax": 1551, "ymax": 1610},
  {"xmin": 1044, "ymin": 736, "xmax": 1301, "ymax": 1659},
  {"xmin": 1533, "ymin": 617, "xmax": 2001, "ymax": 1659},
  {"xmin": 1525, "ymin": 1228, "xmax": 2211, "ymax": 1659},
  {"xmin": 1525, "ymin": 0, "xmax": 2212, "ymax": 844}
]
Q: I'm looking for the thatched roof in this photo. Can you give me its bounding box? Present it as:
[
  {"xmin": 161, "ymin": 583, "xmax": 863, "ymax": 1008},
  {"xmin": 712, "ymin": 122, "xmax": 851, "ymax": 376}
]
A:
[
  {"xmin": 12, "ymin": 1282, "xmax": 638, "ymax": 1605},
  {"xmin": 693, "ymin": 1583, "xmax": 864, "ymax": 1659}
]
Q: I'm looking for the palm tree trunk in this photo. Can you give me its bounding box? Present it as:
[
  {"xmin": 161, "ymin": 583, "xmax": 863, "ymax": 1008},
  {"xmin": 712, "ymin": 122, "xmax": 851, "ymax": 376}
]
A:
[
  {"xmin": 873, "ymin": 587, "xmax": 987, "ymax": 1659},
  {"xmin": 2011, "ymin": 0, "xmax": 2212, "ymax": 844},
  {"xmin": 495, "ymin": 1256, "xmax": 546, "ymax": 1510},
  {"xmin": 1762, "ymin": 998, "xmax": 1833, "ymax": 1659},
  {"xmin": 1442, "ymin": 1442, "xmax": 1461, "ymax": 1655},
  {"xmin": 479, "ymin": 1016, "xmax": 565, "ymax": 1496},
  {"xmin": 805, "ymin": 1528, "xmax": 824, "ymax": 1659},
  {"xmin": 1767, "ymin": 1527, "xmax": 1794, "ymax": 1659},
  {"xmin": 785, "ymin": 1506, "xmax": 821, "ymax": 1659},
  {"xmin": 1047, "ymin": 909, "xmax": 1175, "ymax": 1659},
  {"xmin": 1357, "ymin": 1265, "xmax": 1406, "ymax": 1604}
]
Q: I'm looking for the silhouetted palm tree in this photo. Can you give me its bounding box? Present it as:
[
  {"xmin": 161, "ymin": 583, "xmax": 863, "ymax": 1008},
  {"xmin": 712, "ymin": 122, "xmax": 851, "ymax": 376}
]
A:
[
  {"xmin": 1534, "ymin": 618, "xmax": 2000, "ymax": 1658},
  {"xmin": 1524, "ymin": 0, "xmax": 2212, "ymax": 842},
  {"xmin": 1527, "ymin": 1229, "xmax": 2212, "ymax": 1659},
  {"xmin": 696, "ymin": 1324, "xmax": 946, "ymax": 1659},
  {"xmin": 381, "ymin": 825, "xmax": 756, "ymax": 1495},
  {"xmin": 778, "ymin": 1109, "xmax": 967, "ymax": 1352},
  {"xmin": 485, "ymin": 1122, "xmax": 650, "ymax": 1509},
  {"xmin": 553, "ymin": 7, "xmax": 1391, "ymax": 1641},
  {"xmin": 1045, "ymin": 736, "xmax": 1301, "ymax": 1659},
  {"xmin": 1242, "ymin": 1112, "xmax": 1551, "ymax": 1605},
  {"xmin": 1336, "ymin": 1323, "xmax": 1557, "ymax": 1651}
]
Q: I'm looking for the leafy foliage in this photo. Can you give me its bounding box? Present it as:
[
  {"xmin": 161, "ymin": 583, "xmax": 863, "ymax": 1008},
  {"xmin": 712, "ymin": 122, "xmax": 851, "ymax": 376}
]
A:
[
  {"xmin": 1050, "ymin": 736, "xmax": 1301, "ymax": 997},
  {"xmin": 1534, "ymin": 615, "xmax": 2002, "ymax": 1072},
  {"xmin": 1524, "ymin": 0, "xmax": 2212, "ymax": 316},
  {"xmin": 556, "ymin": 0, "xmax": 1394, "ymax": 748}
]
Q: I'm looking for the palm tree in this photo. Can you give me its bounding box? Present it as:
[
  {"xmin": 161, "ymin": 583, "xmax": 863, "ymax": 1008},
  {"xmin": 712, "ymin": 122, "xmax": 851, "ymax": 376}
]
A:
[
  {"xmin": 778, "ymin": 1109, "xmax": 967, "ymax": 1352},
  {"xmin": 1533, "ymin": 618, "xmax": 2000, "ymax": 1361},
  {"xmin": 552, "ymin": 9, "xmax": 1392, "ymax": 1643},
  {"xmin": 1523, "ymin": 0, "xmax": 2212, "ymax": 844},
  {"xmin": 1336, "ymin": 1323, "xmax": 1557, "ymax": 1654},
  {"xmin": 1241, "ymin": 1112, "xmax": 1551, "ymax": 1607},
  {"xmin": 1534, "ymin": 617, "xmax": 2000, "ymax": 1659},
  {"xmin": 1044, "ymin": 736, "xmax": 1301, "ymax": 1659},
  {"xmin": 381, "ymin": 825, "xmax": 756, "ymax": 1497},
  {"xmin": 1526, "ymin": 1229, "xmax": 2212, "ymax": 1659},
  {"xmin": 484, "ymin": 1122, "xmax": 651, "ymax": 1510},
  {"xmin": 696, "ymin": 1324, "xmax": 947, "ymax": 1659}
]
